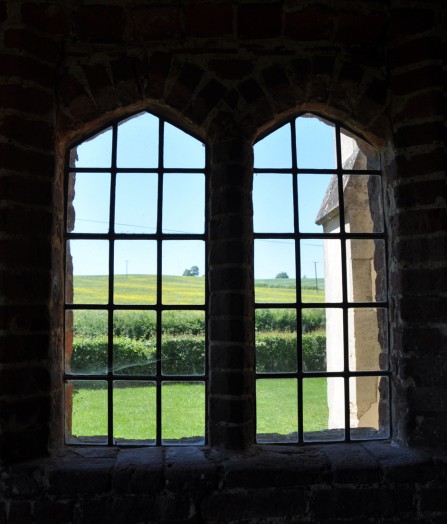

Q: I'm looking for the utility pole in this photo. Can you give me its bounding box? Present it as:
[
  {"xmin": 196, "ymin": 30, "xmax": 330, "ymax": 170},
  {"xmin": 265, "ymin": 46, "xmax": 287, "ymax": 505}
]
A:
[{"xmin": 313, "ymin": 261, "xmax": 318, "ymax": 290}]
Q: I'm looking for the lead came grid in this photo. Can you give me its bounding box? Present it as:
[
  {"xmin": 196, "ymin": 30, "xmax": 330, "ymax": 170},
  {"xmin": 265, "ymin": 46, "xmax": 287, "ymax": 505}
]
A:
[
  {"xmin": 253, "ymin": 114, "xmax": 390, "ymax": 444},
  {"xmin": 64, "ymin": 112, "xmax": 208, "ymax": 446}
]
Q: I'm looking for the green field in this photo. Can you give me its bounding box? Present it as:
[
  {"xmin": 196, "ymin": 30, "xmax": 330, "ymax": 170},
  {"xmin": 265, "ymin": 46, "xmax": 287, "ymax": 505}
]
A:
[{"xmin": 72, "ymin": 274, "xmax": 325, "ymax": 304}]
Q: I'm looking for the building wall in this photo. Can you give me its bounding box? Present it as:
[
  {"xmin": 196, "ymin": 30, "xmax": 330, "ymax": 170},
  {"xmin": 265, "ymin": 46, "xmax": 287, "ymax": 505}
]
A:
[{"xmin": 0, "ymin": 1, "xmax": 446, "ymax": 522}]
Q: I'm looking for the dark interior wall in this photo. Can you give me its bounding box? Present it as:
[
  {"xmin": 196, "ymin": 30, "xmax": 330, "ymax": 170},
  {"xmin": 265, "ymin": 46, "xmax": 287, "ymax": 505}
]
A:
[{"xmin": 0, "ymin": 1, "xmax": 446, "ymax": 522}]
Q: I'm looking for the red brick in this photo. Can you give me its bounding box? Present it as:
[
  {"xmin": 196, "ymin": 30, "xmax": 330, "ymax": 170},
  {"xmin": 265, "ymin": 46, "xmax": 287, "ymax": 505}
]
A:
[
  {"xmin": 6, "ymin": 501, "xmax": 33, "ymax": 524},
  {"xmin": 75, "ymin": 5, "xmax": 125, "ymax": 42},
  {"xmin": 390, "ymin": 8, "xmax": 435, "ymax": 41},
  {"xmin": 401, "ymin": 296, "xmax": 447, "ymax": 323},
  {"xmin": 0, "ymin": 53, "xmax": 55, "ymax": 88},
  {"xmin": 284, "ymin": 6, "xmax": 335, "ymax": 41},
  {"xmin": 238, "ymin": 4, "xmax": 282, "ymax": 39},
  {"xmin": 394, "ymin": 90, "xmax": 444, "ymax": 124},
  {"xmin": 0, "ymin": 143, "xmax": 54, "ymax": 176},
  {"xmin": 209, "ymin": 59, "xmax": 253, "ymax": 80},
  {"xmin": 166, "ymin": 63, "xmax": 205, "ymax": 111},
  {"xmin": 0, "ymin": 366, "xmax": 50, "ymax": 396},
  {"xmin": 389, "ymin": 36, "xmax": 441, "ymax": 69},
  {"xmin": 21, "ymin": 2, "xmax": 69, "ymax": 36},
  {"xmin": 145, "ymin": 52, "xmax": 172, "ymax": 99},
  {"xmin": 0, "ymin": 175, "xmax": 52, "ymax": 206},
  {"xmin": 0, "ymin": 396, "xmax": 50, "ymax": 428},
  {"xmin": 394, "ymin": 179, "xmax": 445, "ymax": 209},
  {"xmin": 393, "ymin": 208, "xmax": 447, "ymax": 236},
  {"xmin": 335, "ymin": 11, "xmax": 387, "ymax": 44},
  {"xmin": 0, "ymin": 116, "xmax": 53, "ymax": 150},
  {"xmin": 392, "ymin": 64, "xmax": 442, "ymax": 96},
  {"xmin": 394, "ymin": 234, "xmax": 447, "ymax": 265},
  {"xmin": 0, "ymin": 204, "xmax": 53, "ymax": 237},
  {"xmin": 0, "ymin": 84, "xmax": 53, "ymax": 115},
  {"xmin": 131, "ymin": 6, "xmax": 181, "ymax": 40},
  {"xmin": 0, "ymin": 305, "xmax": 50, "ymax": 333},
  {"xmin": 185, "ymin": 3, "xmax": 233, "ymax": 37},
  {"xmin": 394, "ymin": 148, "xmax": 445, "ymax": 178},
  {"xmin": 399, "ymin": 267, "xmax": 447, "ymax": 294},
  {"xmin": 0, "ymin": 2, "xmax": 6, "ymax": 24},
  {"xmin": 4, "ymin": 28, "xmax": 59, "ymax": 63},
  {"xmin": 394, "ymin": 121, "xmax": 443, "ymax": 148},
  {"xmin": 0, "ymin": 334, "xmax": 50, "ymax": 363},
  {"xmin": 0, "ymin": 269, "xmax": 51, "ymax": 302}
]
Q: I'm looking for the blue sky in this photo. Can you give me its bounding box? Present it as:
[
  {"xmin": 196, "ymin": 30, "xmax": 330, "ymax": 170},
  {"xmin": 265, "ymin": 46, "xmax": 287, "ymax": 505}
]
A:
[{"xmin": 69, "ymin": 113, "xmax": 336, "ymax": 280}]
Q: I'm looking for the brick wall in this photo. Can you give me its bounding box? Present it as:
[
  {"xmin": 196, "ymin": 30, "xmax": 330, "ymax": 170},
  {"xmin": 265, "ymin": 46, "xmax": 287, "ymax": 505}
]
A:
[{"xmin": 0, "ymin": 1, "xmax": 446, "ymax": 522}]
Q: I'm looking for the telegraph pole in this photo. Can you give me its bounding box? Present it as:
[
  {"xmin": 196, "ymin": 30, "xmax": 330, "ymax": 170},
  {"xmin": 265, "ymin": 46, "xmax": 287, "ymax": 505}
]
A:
[{"xmin": 313, "ymin": 261, "xmax": 318, "ymax": 290}]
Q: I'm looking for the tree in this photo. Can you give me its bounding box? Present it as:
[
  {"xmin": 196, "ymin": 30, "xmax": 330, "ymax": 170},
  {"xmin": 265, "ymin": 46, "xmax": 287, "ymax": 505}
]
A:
[
  {"xmin": 183, "ymin": 265, "xmax": 199, "ymax": 277},
  {"xmin": 276, "ymin": 272, "xmax": 289, "ymax": 279}
]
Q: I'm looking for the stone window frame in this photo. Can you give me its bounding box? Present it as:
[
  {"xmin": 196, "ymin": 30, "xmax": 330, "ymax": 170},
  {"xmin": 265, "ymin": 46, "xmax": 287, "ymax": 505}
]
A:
[
  {"xmin": 253, "ymin": 112, "xmax": 391, "ymax": 444},
  {"xmin": 62, "ymin": 107, "xmax": 391, "ymax": 451},
  {"xmin": 63, "ymin": 111, "xmax": 210, "ymax": 447}
]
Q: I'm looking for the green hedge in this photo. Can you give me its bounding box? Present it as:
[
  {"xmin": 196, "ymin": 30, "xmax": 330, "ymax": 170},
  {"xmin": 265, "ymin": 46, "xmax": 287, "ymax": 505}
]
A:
[{"xmin": 70, "ymin": 332, "xmax": 326, "ymax": 375}]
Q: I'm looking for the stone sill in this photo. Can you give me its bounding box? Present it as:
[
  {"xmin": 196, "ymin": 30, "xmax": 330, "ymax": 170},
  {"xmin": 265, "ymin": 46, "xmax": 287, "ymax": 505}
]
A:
[{"xmin": 2, "ymin": 441, "xmax": 441, "ymax": 498}]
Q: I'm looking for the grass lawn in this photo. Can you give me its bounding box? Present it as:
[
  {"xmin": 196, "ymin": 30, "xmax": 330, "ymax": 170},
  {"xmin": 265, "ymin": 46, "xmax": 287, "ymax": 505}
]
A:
[{"xmin": 70, "ymin": 379, "xmax": 328, "ymax": 443}]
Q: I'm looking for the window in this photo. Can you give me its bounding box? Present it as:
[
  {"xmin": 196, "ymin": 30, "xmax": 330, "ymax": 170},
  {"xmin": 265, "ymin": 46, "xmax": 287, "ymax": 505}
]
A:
[
  {"xmin": 64, "ymin": 112, "xmax": 208, "ymax": 445},
  {"xmin": 253, "ymin": 113, "xmax": 390, "ymax": 443}
]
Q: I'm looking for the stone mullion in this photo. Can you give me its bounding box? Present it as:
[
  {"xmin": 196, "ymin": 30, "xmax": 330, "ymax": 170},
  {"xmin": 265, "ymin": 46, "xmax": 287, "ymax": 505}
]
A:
[{"xmin": 208, "ymin": 138, "xmax": 255, "ymax": 450}]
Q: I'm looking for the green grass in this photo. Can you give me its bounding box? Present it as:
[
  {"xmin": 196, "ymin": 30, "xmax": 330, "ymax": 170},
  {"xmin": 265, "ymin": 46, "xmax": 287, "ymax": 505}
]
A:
[
  {"xmin": 70, "ymin": 379, "xmax": 327, "ymax": 442},
  {"xmin": 73, "ymin": 274, "xmax": 324, "ymax": 304}
]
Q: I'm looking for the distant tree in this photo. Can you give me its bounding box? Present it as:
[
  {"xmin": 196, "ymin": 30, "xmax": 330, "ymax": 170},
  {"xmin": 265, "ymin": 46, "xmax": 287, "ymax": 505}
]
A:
[
  {"xmin": 183, "ymin": 265, "xmax": 199, "ymax": 277},
  {"xmin": 275, "ymin": 272, "xmax": 289, "ymax": 279}
]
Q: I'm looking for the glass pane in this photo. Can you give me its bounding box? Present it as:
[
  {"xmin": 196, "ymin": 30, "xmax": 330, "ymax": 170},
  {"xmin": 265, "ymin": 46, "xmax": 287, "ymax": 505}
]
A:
[
  {"xmin": 162, "ymin": 311, "xmax": 205, "ymax": 376},
  {"xmin": 300, "ymin": 174, "xmax": 338, "ymax": 233},
  {"xmin": 255, "ymin": 239, "xmax": 296, "ymax": 303},
  {"xmin": 113, "ymin": 381, "xmax": 156, "ymax": 443},
  {"xmin": 305, "ymin": 377, "xmax": 344, "ymax": 442},
  {"xmin": 162, "ymin": 381, "xmax": 205, "ymax": 444},
  {"xmin": 303, "ymin": 308, "xmax": 342, "ymax": 373},
  {"xmin": 256, "ymin": 309, "xmax": 296, "ymax": 373},
  {"xmin": 164, "ymin": 123, "xmax": 205, "ymax": 168},
  {"xmin": 343, "ymin": 175, "xmax": 384, "ymax": 233},
  {"xmin": 66, "ymin": 380, "xmax": 108, "ymax": 444},
  {"xmin": 300, "ymin": 239, "xmax": 333, "ymax": 302},
  {"xmin": 347, "ymin": 240, "xmax": 386, "ymax": 302},
  {"xmin": 117, "ymin": 113, "xmax": 159, "ymax": 168},
  {"xmin": 163, "ymin": 173, "xmax": 205, "ymax": 234},
  {"xmin": 114, "ymin": 241, "xmax": 157, "ymax": 305},
  {"xmin": 67, "ymin": 240, "xmax": 109, "ymax": 304},
  {"xmin": 256, "ymin": 378, "xmax": 298, "ymax": 443},
  {"xmin": 350, "ymin": 376, "xmax": 390, "ymax": 440},
  {"xmin": 73, "ymin": 127, "xmax": 112, "ymax": 168},
  {"xmin": 115, "ymin": 173, "xmax": 158, "ymax": 234},
  {"xmin": 341, "ymin": 128, "xmax": 380, "ymax": 170},
  {"xmin": 296, "ymin": 115, "xmax": 336, "ymax": 169},
  {"xmin": 66, "ymin": 310, "xmax": 108, "ymax": 375},
  {"xmin": 348, "ymin": 308, "xmax": 388, "ymax": 371},
  {"xmin": 254, "ymin": 123, "xmax": 292, "ymax": 168},
  {"xmin": 162, "ymin": 240, "xmax": 205, "ymax": 305},
  {"xmin": 68, "ymin": 172, "xmax": 110, "ymax": 234},
  {"xmin": 114, "ymin": 310, "xmax": 156, "ymax": 375},
  {"xmin": 253, "ymin": 173, "xmax": 294, "ymax": 233}
]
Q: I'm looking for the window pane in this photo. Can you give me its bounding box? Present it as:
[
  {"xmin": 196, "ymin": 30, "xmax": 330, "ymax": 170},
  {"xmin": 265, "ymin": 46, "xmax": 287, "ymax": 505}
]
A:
[
  {"xmin": 301, "ymin": 174, "xmax": 338, "ymax": 233},
  {"xmin": 341, "ymin": 128, "xmax": 380, "ymax": 170},
  {"xmin": 68, "ymin": 172, "xmax": 110, "ymax": 233},
  {"xmin": 73, "ymin": 127, "xmax": 112, "ymax": 168},
  {"xmin": 162, "ymin": 240, "xmax": 205, "ymax": 305},
  {"xmin": 343, "ymin": 175, "xmax": 384, "ymax": 233},
  {"xmin": 162, "ymin": 381, "xmax": 205, "ymax": 444},
  {"xmin": 117, "ymin": 113, "xmax": 159, "ymax": 168},
  {"xmin": 254, "ymin": 123, "xmax": 292, "ymax": 168},
  {"xmin": 114, "ymin": 310, "xmax": 156, "ymax": 375},
  {"xmin": 66, "ymin": 380, "xmax": 108, "ymax": 444},
  {"xmin": 164, "ymin": 123, "xmax": 205, "ymax": 168},
  {"xmin": 115, "ymin": 173, "xmax": 158, "ymax": 234},
  {"xmin": 302, "ymin": 308, "xmax": 343, "ymax": 373},
  {"xmin": 114, "ymin": 241, "xmax": 157, "ymax": 305},
  {"xmin": 255, "ymin": 239, "xmax": 296, "ymax": 303},
  {"xmin": 67, "ymin": 240, "xmax": 109, "ymax": 304},
  {"xmin": 66, "ymin": 310, "xmax": 108, "ymax": 375},
  {"xmin": 296, "ymin": 115, "xmax": 336, "ymax": 169},
  {"xmin": 163, "ymin": 173, "xmax": 205, "ymax": 234},
  {"xmin": 162, "ymin": 311, "xmax": 205, "ymax": 376},
  {"xmin": 113, "ymin": 381, "xmax": 156, "ymax": 443},
  {"xmin": 253, "ymin": 173, "xmax": 294, "ymax": 233},
  {"xmin": 256, "ymin": 378, "xmax": 298, "ymax": 443},
  {"xmin": 350, "ymin": 376, "xmax": 390, "ymax": 440},
  {"xmin": 300, "ymin": 239, "xmax": 331, "ymax": 303},
  {"xmin": 304, "ymin": 377, "xmax": 345, "ymax": 442},
  {"xmin": 348, "ymin": 307, "xmax": 388, "ymax": 371},
  {"xmin": 256, "ymin": 309, "xmax": 297, "ymax": 373},
  {"xmin": 347, "ymin": 239, "xmax": 386, "ymax": 302}
]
